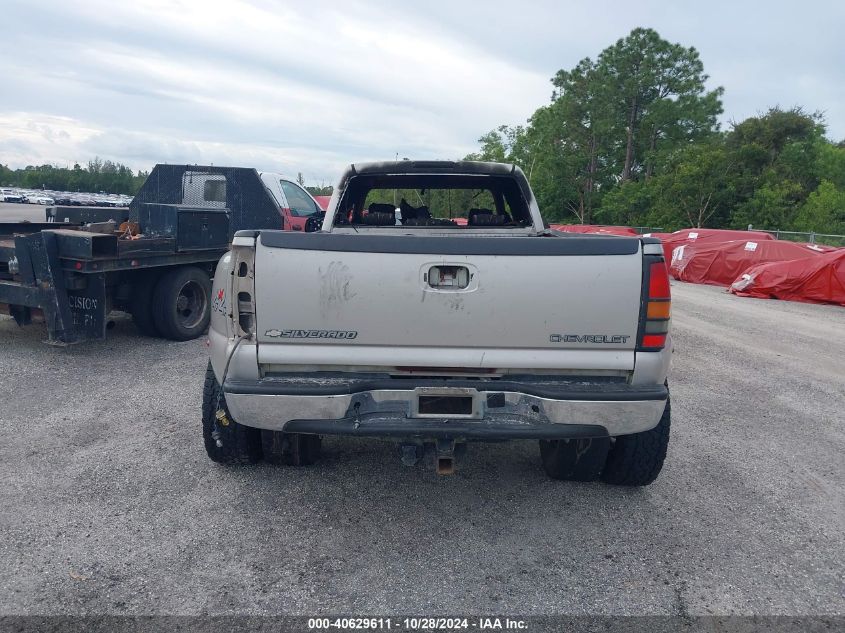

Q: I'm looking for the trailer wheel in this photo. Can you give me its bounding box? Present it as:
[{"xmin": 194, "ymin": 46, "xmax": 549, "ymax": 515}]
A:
[
  {"xmin": 260, "ymin": 430, "xmax": 321, "ymax": 466},
  {"xmin": 202, "ymin": 362, "xmax": 262, "ymax": 464},
  {"xmin": 130, "ymin": 272, "xmax": 160, "ymax": 337},
  {"xmin": 152, "ymin": 266, "xmax": 211, "ymax": 341}
]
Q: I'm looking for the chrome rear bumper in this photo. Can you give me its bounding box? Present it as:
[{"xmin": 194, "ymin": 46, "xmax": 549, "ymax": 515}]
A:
[{"xmin": 222, "ymin": 376, "xmax": 667, "ymax": 439}]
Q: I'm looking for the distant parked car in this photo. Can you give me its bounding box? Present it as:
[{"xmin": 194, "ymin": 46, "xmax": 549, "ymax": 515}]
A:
[{"xmin": 33, "ymin": 195, "xmax": 55, "ymax": 205}]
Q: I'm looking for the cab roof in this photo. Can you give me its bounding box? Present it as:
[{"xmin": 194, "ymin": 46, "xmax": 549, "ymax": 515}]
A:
[{"xmin": 348, "ymin": 160, "xmax": 518, "ymax": 176}]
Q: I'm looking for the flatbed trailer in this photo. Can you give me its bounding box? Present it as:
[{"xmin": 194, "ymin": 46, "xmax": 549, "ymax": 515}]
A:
[{"xmin": 0, "ymin": 165, "xmax": 287, "ymax": 344}]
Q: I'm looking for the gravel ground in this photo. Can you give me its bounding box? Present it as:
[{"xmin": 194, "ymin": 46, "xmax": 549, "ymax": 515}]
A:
[{"xmin": 0, "ymin": 281, "xmax": 842, "ymax": 616}]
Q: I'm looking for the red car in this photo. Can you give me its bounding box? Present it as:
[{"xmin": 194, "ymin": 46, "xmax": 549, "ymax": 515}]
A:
[{"xmin": 259, "ymin": 172, "xmax": 326, "ymax": 231}]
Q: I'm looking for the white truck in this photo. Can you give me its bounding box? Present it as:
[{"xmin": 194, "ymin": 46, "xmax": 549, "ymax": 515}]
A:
[{"xmin": 203, "ymin": 161, "xmax": 672, "ymax": 484}]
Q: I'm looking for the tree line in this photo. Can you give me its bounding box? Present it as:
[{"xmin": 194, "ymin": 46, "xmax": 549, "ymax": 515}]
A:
[
  {"xmin": 466, "ymin": 28, "xmax": 845, "ymax": 234},
  {"xmin": 0, "ymin": 160, "xmax": 339, "ymax": 199},
  {"xmin": 0, "ymin": 159, "xmax": 148, "ymax": 195}
]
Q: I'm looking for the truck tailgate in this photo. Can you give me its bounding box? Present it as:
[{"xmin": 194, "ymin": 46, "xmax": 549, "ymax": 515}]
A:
[{"xmin": 253, "ymin": 233, "xmax": 642, "ymax": 372}]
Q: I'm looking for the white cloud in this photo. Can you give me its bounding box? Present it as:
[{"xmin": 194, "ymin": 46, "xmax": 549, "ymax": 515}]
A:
[
  {"xmin": 0, "ymin": 113, "xmax": 101, "ymax": 167},
  {"xmin": 0, "ymin": 0, "xmax": 843, "ymax": 185},
  {"xmin": 0, "ymin": 0, "xmax": 553, "ymax": 182}
]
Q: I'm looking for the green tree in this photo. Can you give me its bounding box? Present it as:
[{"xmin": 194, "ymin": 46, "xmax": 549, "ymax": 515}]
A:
[
  {"xmin": 793, "ymin": 180, "xmax": 845, "ymax": 234},
  {"xmin": 466, "ymin": 28, "xmax": 723, "ymax": 225},
  {"xmin": 815, "ymin": 141, "xmax": 845, "ymax": 188},
  {"xmin": 732, "ymin": 180, "xmax": 804, "ymax": 230},
  {"xmin": 724, "ymin": 108, "xmax": 826, "ymax": 229},
  {"xmin": 596, "ymin": 179, "xmax": 659, "ymax": 227},
  {"xmin": 0, "ymin": 158, "xmax": 148, "ymax": 194},
  {"xmin": 605, "ymin": 141, "xmax": 735, "ymax": 229},
  {"xmin": 465, "ymin": 125, "xmax": 526, "ymax": 163},
  {"xmin": 544, "ymin": 58, "xmax": 614, "ymax": 222},
  {"xmin": 595, "ymin": 27, "xmax": 723, "ymax": 182}
]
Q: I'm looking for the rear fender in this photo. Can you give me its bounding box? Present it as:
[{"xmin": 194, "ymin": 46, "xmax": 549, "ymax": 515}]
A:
[{"xmin": 210, "ymin": 251, "xmax": 234, "ymax": 339}]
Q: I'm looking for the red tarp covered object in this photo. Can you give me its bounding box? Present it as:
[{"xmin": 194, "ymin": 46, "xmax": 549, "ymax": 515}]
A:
[
  {"xmin": 313, "ymin": 195, "xmax": 331, "ymax": 211},
  {"xmin": 551, "ymin": 224, "xmax": 638, "ymax": 236},
  {"xmin": 670, "ymin": 239, "xmax": 826, "ymax": 286},
  {"xmin": 729, "ymin": 249, "xmax": 845, "ymax": 306},
  {"xmin": 648, "ymin": 228, "xmax": 775, "ymax": 264},
  {"xmin": 642, "ymin": 231, "xmax": 673, "ymax": 241}
]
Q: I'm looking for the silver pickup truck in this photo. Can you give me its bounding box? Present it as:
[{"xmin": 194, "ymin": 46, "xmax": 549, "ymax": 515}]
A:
[{"xmin": 203, "ymin": 161, "xmax": 672, "ymax": 485}]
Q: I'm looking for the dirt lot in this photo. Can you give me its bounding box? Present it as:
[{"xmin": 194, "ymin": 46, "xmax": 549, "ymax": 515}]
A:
[{"xmin": 0, "ymin": 282, "xmax": 842, "ymax": 616}]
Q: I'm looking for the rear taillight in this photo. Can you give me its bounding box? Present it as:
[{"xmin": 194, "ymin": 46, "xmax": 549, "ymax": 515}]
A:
[
  {"xmin": 638, "ymin": 259, "xmax": 671, "ymax": 350},
  {"xmin": 231, "ymin": 236, "xmax": 256, "ymax": 337}
]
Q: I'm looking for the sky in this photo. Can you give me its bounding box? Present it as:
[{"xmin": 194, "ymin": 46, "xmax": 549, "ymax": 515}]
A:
[{"xmin": 1, "ymin": 0, "xmax": 843, "ymax": 186}]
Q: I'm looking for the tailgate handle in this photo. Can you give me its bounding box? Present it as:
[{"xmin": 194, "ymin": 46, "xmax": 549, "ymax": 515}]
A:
[{"xmin": 427, "ymin": 265, "xmax": 470, "ymax": 289}]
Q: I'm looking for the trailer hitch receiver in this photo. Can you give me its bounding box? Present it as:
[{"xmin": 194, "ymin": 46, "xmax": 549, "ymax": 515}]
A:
[{"xmin": 435, "ymin": 438, "xmax": 457, "ymax": 475}]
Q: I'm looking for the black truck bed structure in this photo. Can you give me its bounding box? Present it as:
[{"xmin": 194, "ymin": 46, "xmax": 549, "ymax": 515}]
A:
[{"xmin": 0, "ymin": 165, "xmax": 284, "ymax": 344}]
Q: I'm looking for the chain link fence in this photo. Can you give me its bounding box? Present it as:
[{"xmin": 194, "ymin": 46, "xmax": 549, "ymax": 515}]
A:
[{"xmin": 748, "ymin": 226, "xmax": 845, "ymax": 247}]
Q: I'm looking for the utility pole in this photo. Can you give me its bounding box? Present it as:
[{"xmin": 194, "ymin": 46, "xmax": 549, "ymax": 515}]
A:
[{"xmin": 394, "ymin": 153, "xmax": 398, "ymax": 206}]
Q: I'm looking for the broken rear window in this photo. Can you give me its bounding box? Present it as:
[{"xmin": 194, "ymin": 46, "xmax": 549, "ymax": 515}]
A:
[{"xmin": 334, "ymin": 175, "xmax": 531, "ymax": 228}]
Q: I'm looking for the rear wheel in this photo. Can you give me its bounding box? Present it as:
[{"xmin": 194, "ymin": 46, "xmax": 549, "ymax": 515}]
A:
[
  {"xmin": 260, "ymin": 430, "xmax": 321, "ymax": 466},
  {"xmin": 202, "ymin": 362, "xmax": 262, "ymax": 464},
  {"xmin": 152, "ymin": 266, "xmax": 211, "ymax": 341},
  {"xmin": 601, "ymin": 396, "xmax": 671, "ymax": 486},
  {"xmin": 539, "ymin": 437, "xmax": 610, "ymax": 481}
]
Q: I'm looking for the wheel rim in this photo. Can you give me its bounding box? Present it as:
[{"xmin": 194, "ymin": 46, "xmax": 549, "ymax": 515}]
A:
[{"xmin": 174, "ymin": 280, "xmax": 207, "ymax": 330}]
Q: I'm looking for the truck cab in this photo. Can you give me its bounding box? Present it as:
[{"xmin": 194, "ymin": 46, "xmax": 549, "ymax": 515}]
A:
[{"xmin": 259, "ymin": 172, "xmax": 324, "ymax": 232}]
